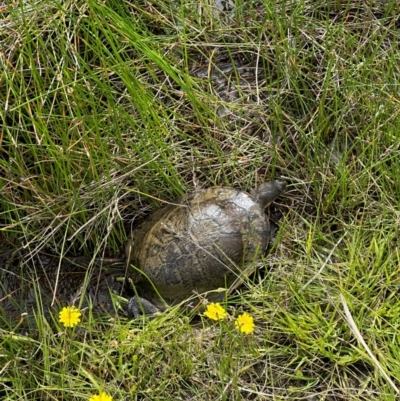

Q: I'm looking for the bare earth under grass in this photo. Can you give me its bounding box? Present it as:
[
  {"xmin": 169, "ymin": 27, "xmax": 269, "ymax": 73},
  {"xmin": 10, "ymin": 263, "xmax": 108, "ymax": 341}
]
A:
[{"xmin": 1, "ymin": 0, "xmax": 400, "ymax": 399}]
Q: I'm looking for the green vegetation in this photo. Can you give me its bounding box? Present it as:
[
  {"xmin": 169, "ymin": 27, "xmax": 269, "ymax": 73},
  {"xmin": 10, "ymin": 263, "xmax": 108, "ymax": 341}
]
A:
[{"xmin": 1, "ymin": 0, "xmax": 400, "ymax": 399}]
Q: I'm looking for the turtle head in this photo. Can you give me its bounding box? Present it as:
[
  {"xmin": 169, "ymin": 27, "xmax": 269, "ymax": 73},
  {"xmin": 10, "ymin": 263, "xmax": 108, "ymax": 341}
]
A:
[{"xmin": 251, "ymin": 180, "xmax": 286, "ymax": 208}]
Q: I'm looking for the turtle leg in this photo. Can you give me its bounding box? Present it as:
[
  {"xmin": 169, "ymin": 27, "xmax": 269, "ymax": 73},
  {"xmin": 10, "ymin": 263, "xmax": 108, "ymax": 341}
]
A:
[{"xmin": 127, "ymin": 296, "xmax": 161, "ymax": 318}]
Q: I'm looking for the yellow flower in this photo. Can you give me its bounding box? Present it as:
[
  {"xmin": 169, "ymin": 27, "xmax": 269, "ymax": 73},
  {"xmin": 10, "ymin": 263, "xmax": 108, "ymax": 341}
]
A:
[
  {"xmin": 235, "ymin": 312, "xmax": 255, "ymax": 334},
  {"xmin": 204, "ymin": 303, "xmax": 227, "ymax": 321},
  {"xmin": 58, "ymin": 306, "xmax": 81, "ymax": 328},
  {"xmin": 89, "ymin": 392, "xmax": 113, "ymax": 401}
]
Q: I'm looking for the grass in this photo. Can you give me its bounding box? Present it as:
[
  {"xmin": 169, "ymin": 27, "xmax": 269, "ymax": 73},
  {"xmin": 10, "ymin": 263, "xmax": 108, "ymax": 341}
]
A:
[{"xmin": 1, "ymin": 0, "xmax": 400, "ymax": 399}]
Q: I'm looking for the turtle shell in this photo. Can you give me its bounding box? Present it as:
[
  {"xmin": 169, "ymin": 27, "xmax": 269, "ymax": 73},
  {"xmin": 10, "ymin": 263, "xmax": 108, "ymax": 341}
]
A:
[{"xmin": 126, "ymin": 186, "xmax": 272, "ymax": 308}]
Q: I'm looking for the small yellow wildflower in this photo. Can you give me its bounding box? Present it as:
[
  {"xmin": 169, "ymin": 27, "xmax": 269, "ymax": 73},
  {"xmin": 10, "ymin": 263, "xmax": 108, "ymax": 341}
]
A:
[
  {"xmin": 89, "ymin": 392, "xmax": 113, "ymax": 401},
  {"xmin": 204, "ymin": 303, "xmax": 227, "ymax": 321},
  {"xmin": 58, "ymin": 306, "xmax": 81, "ymax": 328},
  {"xmin": 235, "ymin": 312, "xmax": 255, "ymax": 334}
]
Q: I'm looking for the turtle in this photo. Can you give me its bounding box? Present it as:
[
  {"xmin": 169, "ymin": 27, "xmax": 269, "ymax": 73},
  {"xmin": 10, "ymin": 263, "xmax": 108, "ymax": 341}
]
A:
[{"xmin": 125, "ymin": 180, "xmax": 286, "ymax": 317}]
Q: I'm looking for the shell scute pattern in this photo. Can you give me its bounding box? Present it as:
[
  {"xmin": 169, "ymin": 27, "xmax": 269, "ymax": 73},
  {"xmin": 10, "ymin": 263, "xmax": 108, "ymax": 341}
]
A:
[{"xmin": 126, "ymin": 180, "xmax": 286, "ymax": 314}]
